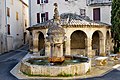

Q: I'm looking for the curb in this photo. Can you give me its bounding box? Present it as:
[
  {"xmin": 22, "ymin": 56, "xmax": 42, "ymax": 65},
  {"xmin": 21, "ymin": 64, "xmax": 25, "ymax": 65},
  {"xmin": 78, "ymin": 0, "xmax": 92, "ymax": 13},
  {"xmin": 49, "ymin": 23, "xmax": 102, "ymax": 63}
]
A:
[{"xmin": 10, "ymin": 53, "xmax": 120, "ymax": 80}]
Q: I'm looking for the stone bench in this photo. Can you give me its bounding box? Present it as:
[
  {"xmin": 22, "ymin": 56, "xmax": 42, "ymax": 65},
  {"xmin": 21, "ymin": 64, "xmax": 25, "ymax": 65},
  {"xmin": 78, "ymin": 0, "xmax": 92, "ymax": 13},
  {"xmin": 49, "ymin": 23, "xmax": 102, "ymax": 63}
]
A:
[
  {"xmin": 95, "ymin": 57, "xmax": 108, "ymax": 66},
  {"xmin": 109, "ymin": 54, "xmax": 118, "ymax": 60}
]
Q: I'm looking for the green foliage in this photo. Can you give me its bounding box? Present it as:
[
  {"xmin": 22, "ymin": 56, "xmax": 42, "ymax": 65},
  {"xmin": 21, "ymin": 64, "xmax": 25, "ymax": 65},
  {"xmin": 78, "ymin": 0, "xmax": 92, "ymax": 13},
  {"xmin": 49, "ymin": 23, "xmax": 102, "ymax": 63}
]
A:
[
  {"xmin": 22, "ymin": 71, "xmax": 50, "ymax": 77},
  {"xmin": 22, "ymin": 71, "xmax": 74, "ymax": 77},
  {"xmin": 57, "ymin": 72, "xmax": 73, "ymax": 77},
  {"xmin": 111, "ymin": 0, "xmax": 120, "ymax": 53}
]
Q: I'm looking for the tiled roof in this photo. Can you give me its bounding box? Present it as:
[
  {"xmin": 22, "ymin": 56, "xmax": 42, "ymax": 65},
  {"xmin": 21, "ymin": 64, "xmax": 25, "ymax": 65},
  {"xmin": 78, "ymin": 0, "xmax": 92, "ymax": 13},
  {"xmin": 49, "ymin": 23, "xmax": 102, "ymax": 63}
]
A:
[{"xmin": 32, "ymin": 13, "xmax": 110, "ymax": 28}]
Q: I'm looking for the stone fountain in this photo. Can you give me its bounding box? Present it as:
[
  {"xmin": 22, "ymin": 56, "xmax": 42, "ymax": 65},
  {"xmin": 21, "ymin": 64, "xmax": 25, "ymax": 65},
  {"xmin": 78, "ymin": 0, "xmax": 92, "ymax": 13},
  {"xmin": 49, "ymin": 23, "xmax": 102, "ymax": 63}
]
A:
[
  {"xmin": 47, "ymin": 3, "xmax": 65, "ymax": 63},
  {"xmin": 20, "ymin": 3, "xmax": 91, "ymax": 77}
]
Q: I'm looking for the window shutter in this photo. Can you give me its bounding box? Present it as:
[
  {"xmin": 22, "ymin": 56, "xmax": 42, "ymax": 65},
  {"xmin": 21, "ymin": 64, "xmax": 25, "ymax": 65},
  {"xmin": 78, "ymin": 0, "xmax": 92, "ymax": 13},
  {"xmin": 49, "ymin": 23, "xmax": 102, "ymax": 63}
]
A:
[
  {"xmin": 46, "ymin": 0, "xmax": 48, "ymax": 3},
  {"xmin": 45, "ymin": 12, "xmax": 48, "ymax": 21},
  {"xmin": 7, "ymin": 7, "xmax": 10, "ymax": 17},
  {"xmin": 7, "ymin": 24, "xmax": 10, "ymax": 35},
  {"xmin": 16, "ymin": 12, "xmax": 19, "ymax": 20},
  {"xmin": 37, "ymin": 0, "xmax": 40, "ymax": 4},
  {"xmin": 93, "ymin": 8, "xmax": 100, "ymax": 21},
  {"xmin": 37, "ymin": 13, "xmax": 40, "ymax": 23}
]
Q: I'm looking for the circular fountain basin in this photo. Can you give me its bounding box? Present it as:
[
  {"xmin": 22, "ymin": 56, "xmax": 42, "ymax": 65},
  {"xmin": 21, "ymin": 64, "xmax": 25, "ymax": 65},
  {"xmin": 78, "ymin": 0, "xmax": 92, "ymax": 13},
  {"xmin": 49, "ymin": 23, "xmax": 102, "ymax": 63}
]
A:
[{"xmin": 20, "ymin": 56, "xmax": 91, "ymax": 77}]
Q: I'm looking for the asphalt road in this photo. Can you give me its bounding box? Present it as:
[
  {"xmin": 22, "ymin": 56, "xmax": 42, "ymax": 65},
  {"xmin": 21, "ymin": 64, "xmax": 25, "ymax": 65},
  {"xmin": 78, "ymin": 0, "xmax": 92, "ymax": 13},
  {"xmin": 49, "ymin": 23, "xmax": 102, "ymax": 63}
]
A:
[
  {"xmin": 0, "ymin": 45, "xmax": 28, "ymax": 80},
  {"xmin": 0, "ymin": 45, "xmax": 120, "ymax": 80}
]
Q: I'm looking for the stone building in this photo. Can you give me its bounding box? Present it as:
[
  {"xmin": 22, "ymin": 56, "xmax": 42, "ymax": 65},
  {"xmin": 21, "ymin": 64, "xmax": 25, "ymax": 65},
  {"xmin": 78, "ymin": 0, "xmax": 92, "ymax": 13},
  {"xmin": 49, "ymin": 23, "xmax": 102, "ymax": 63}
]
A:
[
  {"xmin": 0, "ymin": 0, "xmax": 29, "ymax": 54},
  {"xmin": 27, "ymin": 4, "xmax": 112, "ymax": 57},
  {"xmin": 86, "ymin": 0, "xmax": 111, "ymax": 25},
  {"xmin": 29, "ymin": 0, "xmax": 111, "ymax": 27}
]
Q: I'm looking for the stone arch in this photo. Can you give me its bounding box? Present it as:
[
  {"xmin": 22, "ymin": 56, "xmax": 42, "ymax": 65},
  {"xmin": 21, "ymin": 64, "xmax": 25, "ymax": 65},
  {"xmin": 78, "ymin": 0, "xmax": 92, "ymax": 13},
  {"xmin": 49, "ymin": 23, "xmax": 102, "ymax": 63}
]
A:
[
  {"xmin": 92, "ymin": 30, "xmax": 104, "ymax": 56},
  {"xmin": 69, "ymin": 30, "xmax": 88, "ymax": 38},
  {"xmin": 70, "ymin": 30, "xmax": 87, "ymax": 56},
  {"xmin": 38, "ymin": 31, "xmax": 45, "ymax": 52},
  {"xmin": 32, "ymin": 30, "xmax": 46, "ymax": 52}
]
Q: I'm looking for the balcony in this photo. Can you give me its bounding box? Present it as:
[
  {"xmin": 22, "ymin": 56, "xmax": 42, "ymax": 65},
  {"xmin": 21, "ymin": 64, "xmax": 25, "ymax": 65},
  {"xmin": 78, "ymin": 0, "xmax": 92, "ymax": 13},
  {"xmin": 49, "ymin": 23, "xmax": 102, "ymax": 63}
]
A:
[{"xmin": 87, "ymin": 0, "xmax": 112, "ymax": 6}]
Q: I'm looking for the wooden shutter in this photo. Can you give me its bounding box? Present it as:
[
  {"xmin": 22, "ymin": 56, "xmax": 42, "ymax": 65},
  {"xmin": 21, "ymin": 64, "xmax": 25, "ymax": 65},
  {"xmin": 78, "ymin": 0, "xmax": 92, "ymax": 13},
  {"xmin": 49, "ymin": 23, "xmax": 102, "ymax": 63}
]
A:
[
  {"xmin": 7, "ymin": 7, "xmax": 10, "ymax": 17},
  {"xmin": 37, "ymin": 0, "xmax": 40, "ymax": 4},
  {"xmin": 45, "ymin": 12, "xmax": 48, "ymax": 21},
  {"xmin": 37, "ymin": 13, "xmax": 40, "ymax": 23},
  {"xmin": 46, "ymin": 0, "xmax": 48, "ymax": 3},
  {"xmin": 93, "ymin": 8, "xmax": 100, "ymax": 21},
  {"xmin": 16, "ymin": 12, "xmax": 19, "ymax": 20},
  {"xmin": 8, "ymin": 24, "xmax": 10, "ymax": 35}
]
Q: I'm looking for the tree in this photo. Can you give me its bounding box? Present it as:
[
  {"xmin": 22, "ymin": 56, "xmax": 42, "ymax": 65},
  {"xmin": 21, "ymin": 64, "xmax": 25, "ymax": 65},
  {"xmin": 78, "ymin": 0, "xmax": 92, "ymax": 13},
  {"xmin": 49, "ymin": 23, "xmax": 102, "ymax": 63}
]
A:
[{"xmin": 111, "ymin": 0, "xmax": 120, "ymax": 53}]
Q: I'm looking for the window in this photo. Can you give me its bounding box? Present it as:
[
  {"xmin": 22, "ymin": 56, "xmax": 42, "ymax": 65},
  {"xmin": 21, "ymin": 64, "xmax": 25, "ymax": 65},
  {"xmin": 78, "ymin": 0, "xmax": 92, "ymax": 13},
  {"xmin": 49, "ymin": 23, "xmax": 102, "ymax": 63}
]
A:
[
  {"xmin": 41, "ymin": 0, "xmax": 44, "ymax": 3},
  {"xmin": 7, "ymin": 7, "xmax": 10, "ymax": 17},
  {"xmin": 16, "ymin": 12, "xmax": 19, "ymax": 20},
  {"xmin": 37, "ymin": 0, "xmax": 48, "ymax": 4},
  {"xmin": 37, "ymin": 13, "xmax": 40, "ymax": 23},
  {"xmin": 7, "ymin": 24, "xmax": 10, "ymax": 35},
  {"xmin": 41, "ymin": 12, "xmax": 48, "ymax": 22},
  {"xmin": 93, "ymin": 8, "xmax": 100, "ymax": 21},
  {"xmin": 41, "ymin": 13, "xmax": 45, "ymax": 22},
  {"xmin": 80, "ymin": 9, "xmax": 86, "ymax": 16},
  {"xmin": 37, "ymin": 0, "xmax": 40, "ymax": 4},
  {"xmin": 45, "ymin": 12, "xmax": 48, "ymax": 21},
  {"xmin": 41, "ymin": 0, "xmax": 48, "ymax": 3},
  {"xmin": 37, "ymin": 12, "xmax": 48, "ymax": 23},
  {"xmin": 25, "ymin": 19, "xmax": 27, "ymax": 27}
]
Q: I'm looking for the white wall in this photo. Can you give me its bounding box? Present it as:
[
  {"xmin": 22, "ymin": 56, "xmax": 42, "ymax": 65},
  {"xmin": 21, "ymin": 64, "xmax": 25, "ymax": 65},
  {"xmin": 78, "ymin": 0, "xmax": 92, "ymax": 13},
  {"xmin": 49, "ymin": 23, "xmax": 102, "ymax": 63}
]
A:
[
  {"xmin": 23, "ymin": 4, "xmax": 29, "ymax": 44},
  {"xmin": 0, "ymin": 0, "xmax": 7, "ymax": 53},
  {"xmin": 30, "ymin": 0, "xmax": 111, "ymax": 26},
  {"xmin": 6, "ymin": 0, "xmax": 22, "ymax": 49},
  {"xmin": 30, "ymin": 0, "xmax": 86, "ymax": 26},
  {"xmin": 0, "ymin": 0, "xmax": 29, "ymax": 53},
  {"xmin": 86, "ymin": 6, "xmax": 111, "ymax": 25}
]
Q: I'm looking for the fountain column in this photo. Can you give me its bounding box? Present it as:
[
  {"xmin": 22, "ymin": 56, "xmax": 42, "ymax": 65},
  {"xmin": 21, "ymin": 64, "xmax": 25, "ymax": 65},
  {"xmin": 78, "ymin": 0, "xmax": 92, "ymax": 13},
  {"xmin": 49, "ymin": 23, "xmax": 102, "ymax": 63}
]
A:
[
  {"xmin": 53, "ymin": 43, "xmax": 63, "ymax": 57},
  {"xmin": 65, "ymin": 37, "xmax": 71, "ymax": 55},
  {"xmin": 47, "ymin": 3, "xmax": 65, "ymax": 63},
  {"xmin": 45, "ymin": 39, "xmax": 51, "ymax": 56}
]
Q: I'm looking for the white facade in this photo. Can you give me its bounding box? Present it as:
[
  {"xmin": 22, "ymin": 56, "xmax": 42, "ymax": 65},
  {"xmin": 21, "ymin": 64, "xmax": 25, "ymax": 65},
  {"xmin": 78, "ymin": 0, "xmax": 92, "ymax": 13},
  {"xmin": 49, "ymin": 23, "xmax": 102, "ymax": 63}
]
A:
[
  {"xmin": 0, "ymin": 0, "xmax": 29, "ymax": 54},
  {"xmin": 86, "ymin": 0, "xmax": 111, "ymax": 25},
  {"xmin": 0, "ymin": 0, "xmax": 6, "ymax": 53},
  {"xmin": 29, "ymin": 0, "xmax": 111, "ymax": 26}
]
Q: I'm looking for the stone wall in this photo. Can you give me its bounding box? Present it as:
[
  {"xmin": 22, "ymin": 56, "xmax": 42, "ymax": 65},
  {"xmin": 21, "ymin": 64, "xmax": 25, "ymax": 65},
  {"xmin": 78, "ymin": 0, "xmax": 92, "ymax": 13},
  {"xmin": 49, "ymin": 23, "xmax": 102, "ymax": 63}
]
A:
[
  {"xmin": 71, "ymin": 49, "xmax": 86, "ymax": 56},
  {"xmin": 20, "ymin": 58, "xmax": 91, "ymax": 76}
]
